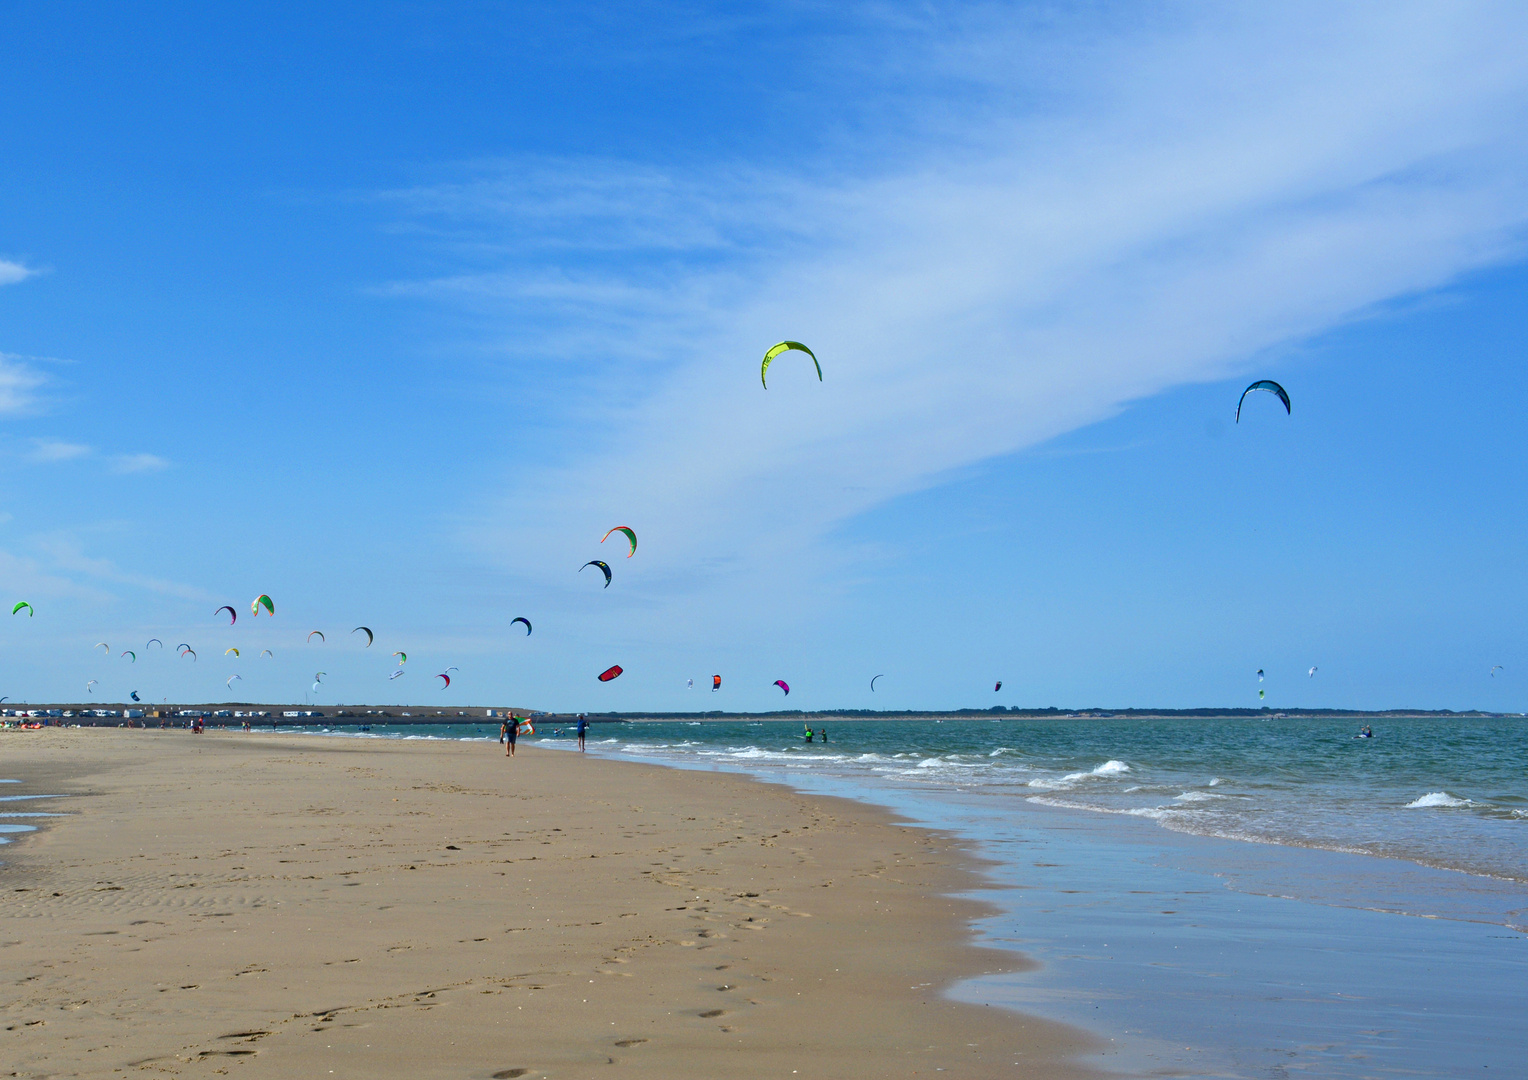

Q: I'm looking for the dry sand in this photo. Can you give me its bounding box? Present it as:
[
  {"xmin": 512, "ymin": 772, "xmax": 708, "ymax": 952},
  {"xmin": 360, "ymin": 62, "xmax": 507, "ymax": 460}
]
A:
[{"xmin": 1, "ymin": 729, "xmax": 1097, "ymax": 1079}]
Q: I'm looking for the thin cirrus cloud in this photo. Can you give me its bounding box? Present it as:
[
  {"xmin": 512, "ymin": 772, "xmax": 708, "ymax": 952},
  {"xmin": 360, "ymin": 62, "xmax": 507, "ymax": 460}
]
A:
[
  {"xmin": 0, "ymin": 354, "xmax": 46, "ymax": 416},
  {"xmin": 0, "ymin": 259, "xmax": 36, "ymax": 286},
  {"xmin": 393, "ymin": 4, "xmax": 1528, "ymax": 625},
  {"xmin": 109, "ymin": 453, "xmax": 170, "ymax": 474},
  {"xmin": 27, "ymin": 438, "xmax": 91, "ymax": 463}
]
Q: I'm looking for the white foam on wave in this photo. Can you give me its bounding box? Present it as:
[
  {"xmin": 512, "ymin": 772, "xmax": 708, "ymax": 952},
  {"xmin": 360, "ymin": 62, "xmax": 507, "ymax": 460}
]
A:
[
  {"xmin": 1175, "ymin": 790, "xmax": 1224, "ymax": 803},
  {"xmin": 1208, "ymin": 777, "xmax": 1224, "ymax": 786},
  {"xmin": 1026, "ymin": 759, "xmax": 1132, "ymax": 790},
  {"xmin": 1406, "ymin": 791, "xmax": 1473, "ymax": 809}
]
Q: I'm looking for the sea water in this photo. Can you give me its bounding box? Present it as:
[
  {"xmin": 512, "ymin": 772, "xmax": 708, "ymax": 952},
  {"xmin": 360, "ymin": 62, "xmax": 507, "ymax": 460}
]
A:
[{"xmin": 270, "ymin": 716, "xmax": 1528, "ymax": 1076}]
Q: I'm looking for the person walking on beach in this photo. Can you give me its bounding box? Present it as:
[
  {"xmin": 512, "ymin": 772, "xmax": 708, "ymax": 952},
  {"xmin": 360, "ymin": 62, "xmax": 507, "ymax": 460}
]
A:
[
  {"xmin": 577, "ymin": 713, "xmax": 588, "ymax": 752},
  {"xmin": 501, "ymin": 717, "xmax": 518, "ymax": 756}
]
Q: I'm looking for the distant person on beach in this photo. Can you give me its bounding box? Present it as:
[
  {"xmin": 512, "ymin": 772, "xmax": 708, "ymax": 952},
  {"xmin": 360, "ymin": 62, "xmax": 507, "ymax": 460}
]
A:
[
  {"xmin": 577, "ymin": 714, "xmax": 588, "ymax": 752},
  {"xmin": 505, "ymin": 718, "xmax": 518, "ymax": 757}
]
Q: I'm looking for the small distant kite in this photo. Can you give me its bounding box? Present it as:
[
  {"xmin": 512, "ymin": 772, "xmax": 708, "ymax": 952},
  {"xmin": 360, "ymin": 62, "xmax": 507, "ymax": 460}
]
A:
[
  {"xmin": 389, "ymin": 669, "xmax": 405, "ymax": 681},
  {"xmin": 687, "ymin": 678, "xmax": 694, "ymax": 689},
  {"xmin": 181, "ymin": 648, "xmax": 197, "ymax": 661},
  {"xmin": 130, "ymin": 691, "xmax": 140, "ymax": 702},
  {"xmin": 226, "ymin": 675, "xmax": 241, "ymax": 689},
  {"xmin": 86, "ymin": 680, "xmax": 97, "ymax": 693},
  {"xmin": 176, "ymin": 643, "xmax": 191, "ymax": 654},
  {"xmin": 598, "ymin": 665, "xmax": 623, "ymax": 682},
  {"xmin": 994, "ymin": 681, "xmax": 1002, "ymax": 692},
  {"xmin": 445, "ymin": 666, "xmax": 459, "ymax": 673},
  {"xmin": 215, "ymin": 605, "xmax": 237, "ymax": 625},
  {"xmin": 1259, "ymin": 689, "xmax": 1266, "ymax": 699},
  {"xmin": 511, "ymin": 617, "xmax": 532, "ymax": 636},
  {"xmin": 436, "ymin": 673, "xmax": 451, "ymax": 688},
  {"xmin": 760, "ymin": 341, "xmax": 821, "ymax": 389},
  {"xmin": 1236, "ymin": 380, "xmax": 1291, "ymax": 423},
  {"xmin": 307, "ymin": 630, "xmax": 325, "ymax": 643},
  {"xmin": 260, "ymin": 649, "xmax": 273, "ymax": 659},
  {"xmin": 315, "ymin": 671, "xmax": 326, "ymax": 683},
  {"xmin": 1257, "ymin": 669, "xmax": 1264, "ymax": 681},
  {"xmin": 601, "ymin": 526, "xmax": 638, "ymax": 558},
  {"xmin": 11, "ymin": 601, "xmax": 32, "ymax": 617},
  {"xmin": 312, "ymin": 682, "xmax": 322, "ymax": 694},
  {"xmin": 225, "ymin": 647, "xmax": 239, "ymax": 657},
  {"xmin": 96, "ymin": 642, "xmax": 110, "ymax": 653},
  {"xmin": 870, "ymin": 674, "xmax": 885, "ymax": 691},
  {"xmin": 146, "ymin": 638, "xmax": 162, "ymax": 649},
  {"xmin": 1491, "ymin": 665, "xmax": 1504, "ymax": 677},
  {"xmin": 251, "ymin": 594, "xmax": 274, "ymax": 616},
  {"xmin": 392, "ymin": 651, "xmax": 407, "ymax": 665},
  {"xmin": 121, "ymin": 650, "xmax": 136, "ymax": 662},
  {"xmin": 352, "ymin": 626, "xmax": 374, "ymax": 647},
  {"xmin": 774, "ymin": 679, "xmax": 790, "ymax": 696},
  {"xmin": 1308, "ymin": 666, "xmax": 1318, "ymax": 678},
  {"xmin": 712, "ymin": 674, "xmax": 721, "ymax": 692},
  {"xmin": 581, "ymin": 560, "xmax": 612, "ymax": 588}
]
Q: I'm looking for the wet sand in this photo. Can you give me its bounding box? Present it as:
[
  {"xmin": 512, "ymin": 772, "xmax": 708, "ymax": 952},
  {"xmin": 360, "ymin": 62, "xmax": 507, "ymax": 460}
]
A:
[{"xmin": 0, "ymin": 729, "xmax": 1095, "ymax": 1079}]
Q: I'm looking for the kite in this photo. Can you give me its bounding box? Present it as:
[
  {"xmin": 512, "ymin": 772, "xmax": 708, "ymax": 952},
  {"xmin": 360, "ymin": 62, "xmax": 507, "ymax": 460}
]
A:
[
  {"xmin": 307, "ymin": 630, "xmax": 325, "ymax": 643},
  {"xmin": 774, "ymin": 679, "xmax": 790, "ymax": 695},
  {"xmin": 392, "ymin": 651, "xmax": 407, "ymax": 664},
  {"xmin": 122, "ymin": 650, "xmax": 136, "ymax": 662},
  {"xmin": 581, "ymin": 560, "xmax": 612, "ymax": 588},
  {"xmin": 86, "ymin": 680, "xmax": 97, "ymax": 693},
  {"xmin": 512, "ymin": 617, "xmax": 531, "ymax": 635},
  {"xmin": 601, "ymin": 526, "xmax": 637, "ymax": 558},
  {"xmin": 216, "ymin": 605, "xmax": 237, "ymax": 625},
  {"xmin": 1308, "ymin": 666, "xmax": 1318, "ymax": 678},
  {"xmin": 315, "ymin": 671, "xmax": 327, "ymax": 683},
  {"xmin": 182, "ymin": 649, "xmax": 197, "ymax": 661},
  {"xmin": 760, "ymin": 341, "xmax": 821, "ymax": 388},
  {"xmin": 1491, "ymin": 665, "xmax": 1504, "ymax": 677},
  {"xmin": 145, "ymin": 639, "xmax": 162, "ymax": 650},
  {"xmin": 1235, "ymin": 380, "xmax": 1290, "ymax": 423},
  {"xmin": 515, "ymin": 717, "xmax": 535, "ymax": 736},
  {"xmin": 130, "ymin": 691, "xmax": 140, "ymax": 702},
  {"xmin": 96, "ymin": 642, "xmax": 110, "ymax": 653},
  {"xmin": 260, "ymin": 649, "xmax": 273, "ymax": 658},
  {"xmin": 687, "ymin": 678, "xmax": 694, "ymax": 689},
  {"xmin": 445, "ymin": 666, "xmax": 459, "ymax": 673},
  {"xmin": 226, "ymin": 675, "xmax": 241, "ymax": 689},
  {"xmin": 353, "ymin": 626, "xmax": 374, "ymax": 646},
  {"xmin": 436, "ymin": 673, "xmax": 451, "ymax": 688},
  {"xmin": 176, "ymin": 643, "xmax": 191, "ymax": 653},
  {"xmin": 994, "ymin": 681, "xmax": 1002, "ymax": 692},
  {"xmin": 251, "ymin": 594, "xmax": 274, "ymax": 616},
  {"xmin": 870, "ymin": 674, "xmax": 884, "ymax": 691},
  {"xmin": 1257, "ymin": 669, "xmax": 1264, "ymax": 681},
  {"xmin": 1259, "ymin": 689, "xmax": 1266, "ymax": 699},
  {"xmin": 598, "ymin": 664, "xmax": 623, "ymax": 682},
  {"xmin": 312, "ymin": 682, "xmax": 321, "ymax": 694},
  {"xmin": 11, "ymin": 601, "xmax": 32, "ymax": 617},
  {"xmin": 225, "ymin": 647, "xmax": 239, "ymax": 657},
  {"xmin": 712, "ymin": 674, "xmax": 721, "ymax": 692},
  {"xmin": 389, "ymin": 669, "xmax": 405, "ymax": 681}
]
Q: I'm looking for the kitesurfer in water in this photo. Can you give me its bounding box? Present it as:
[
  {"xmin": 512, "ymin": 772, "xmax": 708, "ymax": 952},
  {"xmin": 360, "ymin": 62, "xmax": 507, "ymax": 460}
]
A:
[
  {"xmin": 818, "ymin": 727, "xmax": 827, "ymax": 744},
  {"xmin": 803, "ymin": 725, "xmax": 813, "ymax": 743},
  {"xmin": 1357, "ymin": 724, "xmax": 1373, "ymax": 739}
]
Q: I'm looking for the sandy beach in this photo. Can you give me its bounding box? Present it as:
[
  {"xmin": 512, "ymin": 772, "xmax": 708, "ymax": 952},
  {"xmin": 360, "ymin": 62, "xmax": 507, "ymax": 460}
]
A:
[{"xmin": 0, "ymin": 729, "xmax": 1094, "ymax": 1079}]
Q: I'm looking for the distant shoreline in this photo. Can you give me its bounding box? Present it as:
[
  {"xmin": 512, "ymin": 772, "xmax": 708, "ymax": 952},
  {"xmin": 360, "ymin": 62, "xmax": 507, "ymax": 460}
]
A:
[{"xmin": 3, "ymin": 703, "xmax": 1520, "ymax": 726}]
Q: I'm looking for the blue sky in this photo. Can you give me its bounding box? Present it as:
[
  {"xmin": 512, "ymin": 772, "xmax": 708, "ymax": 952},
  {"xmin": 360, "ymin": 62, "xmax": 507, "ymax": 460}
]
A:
[{"xmin": 4, "ymin": 1, "xmax": 1528, "ymax": 712}]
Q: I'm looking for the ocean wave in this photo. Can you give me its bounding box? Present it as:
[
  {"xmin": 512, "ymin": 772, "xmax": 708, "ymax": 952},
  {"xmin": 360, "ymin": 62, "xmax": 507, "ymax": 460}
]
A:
[
  {"xmin": 1405, "ymin": 791, "xmax": 1473, "ymax": 809},
  {"xmin": 1026, "ymin": 759, "xmax": 1132, "ymax": 790},
  {"xmin": 1174, "ymin": 790, "xmax": 1224, "ymax": 803}
]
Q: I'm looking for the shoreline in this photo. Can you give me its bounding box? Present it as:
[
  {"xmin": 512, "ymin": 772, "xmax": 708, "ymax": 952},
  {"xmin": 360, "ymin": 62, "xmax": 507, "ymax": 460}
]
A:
[{"xmin": 0, "ymin": 729, "xmax": 1098, "ymax": 1079}]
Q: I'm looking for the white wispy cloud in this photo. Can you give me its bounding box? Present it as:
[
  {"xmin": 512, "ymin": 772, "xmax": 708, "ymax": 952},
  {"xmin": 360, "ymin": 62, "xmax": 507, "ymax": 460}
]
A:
[
  {"xmin": 27, "ymin": 438, "xmax": 92, "ymax": 463},
  {"xmin": 109, "ymin": 453, "xmax": 170, "ymax": 474},
  {"xmin": 396, "ymin": 2, "xmax": 1528, "ymax": 630},
  {"xmin": 0, "ymin": 259, "xmax": 36, "ymax": 286},
  {"xmin": 0, "ymin": 354, "xmax": 47, "ymax": 416},
  {"xmin": 30, "ymin": 532, "xmax": 212, "ymax": 603}
]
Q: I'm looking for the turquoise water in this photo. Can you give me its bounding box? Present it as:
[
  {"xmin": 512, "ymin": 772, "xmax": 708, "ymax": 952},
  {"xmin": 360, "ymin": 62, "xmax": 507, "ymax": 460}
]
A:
[{"xmin": 290, "ymin": 715, "xmax": 1528, "ymax": 891}]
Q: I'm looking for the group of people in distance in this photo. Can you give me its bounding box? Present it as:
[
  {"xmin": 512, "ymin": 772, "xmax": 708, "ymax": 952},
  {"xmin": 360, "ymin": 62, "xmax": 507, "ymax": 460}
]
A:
[{"xmin": 500, "ymin": 713, "xmax": 589, "ymax": 756}]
